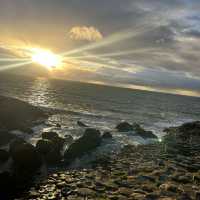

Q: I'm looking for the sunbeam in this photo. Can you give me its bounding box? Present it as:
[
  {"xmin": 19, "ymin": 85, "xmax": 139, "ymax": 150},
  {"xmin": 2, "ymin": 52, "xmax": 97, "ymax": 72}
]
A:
[
  {"xmin": 0, "ymin": 58, "xmax": 30, "ymax": 62},
  {"xmin": 64, "ymin": 48, "xmax": 156, "ymax": 60},
  {"xmin": 68, "ymin": 57, "xmax": 140, "ymax": 74},
  {"xmin": 61, "ymin": 23, "xmax": 155, "ymax": 56},
  {"xmin": 0, "ymin": 61, "xmax": 33, "ymax": 72}
]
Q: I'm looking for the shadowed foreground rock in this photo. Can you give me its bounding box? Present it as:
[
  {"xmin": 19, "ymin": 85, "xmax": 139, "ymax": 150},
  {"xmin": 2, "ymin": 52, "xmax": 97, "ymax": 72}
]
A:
[
  {"xmin": 116, "ymin": 121, "xmax": 133, "ymax": 132},
  {"xmin": 10, "ymin": 139, "xmax": 42, "ymax": 173},
  {"xmin": 0, "ymin": 95, "xmax": 47, "ymax": 131},
  {"xmin": 133, "ymin": 123, "xmax": 158, "ymax": 139},
  {"xmin": 39, "ymin": 132, "xmax": 66, "ymax": 164},
  {"xmin": 64, "ymin": 128, "xmax": 102, "ymax": 163}
]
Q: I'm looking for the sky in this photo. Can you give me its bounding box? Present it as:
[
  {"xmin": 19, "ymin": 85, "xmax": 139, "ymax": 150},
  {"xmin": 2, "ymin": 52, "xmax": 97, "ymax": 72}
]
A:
[{"xmin": 0, "ymin": 0, "xmax": 200, "ymax": 97}]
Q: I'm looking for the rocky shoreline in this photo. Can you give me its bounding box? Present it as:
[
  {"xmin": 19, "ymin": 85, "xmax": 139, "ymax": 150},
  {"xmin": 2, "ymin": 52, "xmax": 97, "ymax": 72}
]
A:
[
  {"xmin": 18, "ymin": 122, "xmax": 200, "ymax": 200},
  {"xmin": 0, "ymin": 96, "xmax": 199, "ymax": 199}
]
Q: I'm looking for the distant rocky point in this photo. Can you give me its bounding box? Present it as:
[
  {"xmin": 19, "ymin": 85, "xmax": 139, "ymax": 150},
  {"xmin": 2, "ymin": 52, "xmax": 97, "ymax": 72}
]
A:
[{"xmin": 0, "ymin": 95, "xmax": 47, "ymax": 131}]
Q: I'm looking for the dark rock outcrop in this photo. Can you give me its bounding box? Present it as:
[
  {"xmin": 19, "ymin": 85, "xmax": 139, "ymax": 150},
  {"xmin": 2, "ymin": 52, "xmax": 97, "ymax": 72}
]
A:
[
  {"xmin": 0, "ymin": 149, "xmax": 10, "ymax": 162},
  {"xmin": 116, "ymin": 122, "xmax": 133, "ymax": 132},
  {"xmin": 0, "ymin": 129, "xmax": 17, "ymax": 146},
  {"xmin": 42, "ymin": 131, "xmax": 59, "ymax": 141},
  {"xmin": 0, "ymin": 95, "xmax": 47, "ymax": 131},
  {"xmin": 40, "ymin": 132, "xmax": 66, "ymax": 164},
  {"xmin": 102, "ymin": 132, "xmax": 113, "ymax": 139},
  {"xmin": 178, "ymin": 121, "xmax": 200, "ymax": 137},
  {"xmin": 42, "ymin": 131, "xmax": 65, "ymax": 150},
  {"xmin": 36, "ymin": 139, "xmax": 54, "ymax": 154},
  {"xmin": 164, "ymin": 121, "xmax": 200, "ymax": 141},
  {"xmin": 10, "ymin": 139, "xmax": 42, "ymax": 172},
  {"xmin": 36, "ymin": 138, "xmax": 63, "ymax": 164},
  {"xmin": 64, "ymin": 128, "xmax": 102, "ymax": 163},
  {"xmin": 133, "ymin": 124, "xmax": 157, "ymax": 139}
]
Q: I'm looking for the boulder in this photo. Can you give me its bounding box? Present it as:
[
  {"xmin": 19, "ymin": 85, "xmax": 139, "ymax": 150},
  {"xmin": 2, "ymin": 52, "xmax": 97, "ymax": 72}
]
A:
[
  {"xmin": 9, "ymin": 138, "xmax": 26, "ymax": 155},
  {"xmin": 178, "ymin": 121, "xmax": 200, "ymax": 137},
  {"xmin": 45, "ymin": 149, "xmax": 63, "ymax": 164},
  {"xmin": 36, "ymin": 139, "xmax": 63, "ymax": 164},
  {"xmin": 0, "ymin": 130, "xmax": 17, "ymax": 146},
  {"xmin": 64, "ymin": 128, "xmax": 102, "ymax": 162},
  {"xmin": 133, "ymin": 123, "xmax": 157, "ymax": 139},
  {"xmin": 10, "ymin": 140, "xmax": 42, "ymax": 172},
  {"xmin": 42, "ymin": 131, "xmax": 65, "ymax": 151},
  {"xmin": 36, "ymin": 139, "xmax": 54, "ymax": 154},
  {"xmin": 0, "ymin": 172, "xmax": 14, "ymax": 197},
  {"xmin": 116, "ymin": 122, "xmax": 133, "ymax": 132},
  {"xmin": 164, "ymin": 121, "xmax": 200, "ymax": 142},
  {"xmin": 0, "ymin": 149, "xmax": 10, "ymax": 162},
  {"xmin": 102, "ymin": 132, "xmax": 113, "ymax": 139},
  {"xmin": 42, "ymin": 131, "xmax": 59, "ymax": 141}
]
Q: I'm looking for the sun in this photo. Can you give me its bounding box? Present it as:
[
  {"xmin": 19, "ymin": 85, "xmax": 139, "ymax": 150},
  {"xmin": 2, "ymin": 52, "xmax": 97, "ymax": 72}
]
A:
[{"xmin": 31, "ymin": 48, "xmax": 62, "ymax": 69}]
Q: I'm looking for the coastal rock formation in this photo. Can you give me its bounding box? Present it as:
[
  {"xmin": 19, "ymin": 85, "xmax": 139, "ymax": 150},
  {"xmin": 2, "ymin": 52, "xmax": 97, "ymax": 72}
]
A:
[
  {"xmin": 116, "ymin": 121, "xmax": 133, "ymax": 132},
  {"xmin": 164, "ymin": 121, "xmax": 200, "ymax": 141},
  {"xmin": 2, "ymin": 121, "xmax": 200, "ymax": 199},
  {"xmin": 0, "ymin": 95, "xmax": 47, "ymax": 131},
  {"xmin": 64, "ymin": 128, "xmax": 102, "ymax": 163},
  {"xmin": 102, "ymin": 131, "xmax": 113, "ymax": 139},
  {"xmin": 36, "ymin": 139, "xmax": 54, "ymax": 154},
  {"xmin": 116, "ymin": 122, "xmax": 157, "ymax": 139},
  {"xmin": 0, "ymin": 129, "xmax": 17, "ymax": 146},
  {"xmin": 40, "ymin": 132, "xmax": 66, "ymax": 164},
  {"xmin": 42, "ymin": 132, "xmax": 65, "ymax": 150},
  {"xmin": 10, "ymin": 139, "xmax": 42, "ymax": 172},
  {"xmin": 0, "ymin": 149, "xmax": 9, "ymax": 162},
  {"xmin": 132, "ymin": 123, "xmax": 157, "ymax": 139}
]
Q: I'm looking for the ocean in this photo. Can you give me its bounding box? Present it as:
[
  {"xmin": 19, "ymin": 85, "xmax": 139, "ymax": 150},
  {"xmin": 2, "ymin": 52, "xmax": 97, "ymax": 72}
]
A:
[{"xmin": 0, "ymin": 74, "xmax": 200, "ymax": 149}]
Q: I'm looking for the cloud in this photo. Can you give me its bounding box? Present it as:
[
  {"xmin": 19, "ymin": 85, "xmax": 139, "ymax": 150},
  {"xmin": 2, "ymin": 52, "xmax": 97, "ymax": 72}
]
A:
[{"xmin": 69, "ymin": 26, "xmax": 103, "ymax": 42}]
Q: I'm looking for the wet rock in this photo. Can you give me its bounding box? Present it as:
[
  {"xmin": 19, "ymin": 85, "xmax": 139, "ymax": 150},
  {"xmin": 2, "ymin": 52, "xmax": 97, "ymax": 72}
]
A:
[
  {"xmin": 0, "ymin": 149, "xmax": 9, "ymax": 162},
  {"xmin": 0, "ymin": 95, "xmax": 47, "ymax": 131},
  {"xmin": 64, "ymin": 128, "xmax": 102, "ymax": 163},
  {"xmin": 42, "ymin": 131, "xmax": 65, "ymax": 152},
  {"xmin": 179, "ymin": 121, "xmax": 200, "ymax": 136},
  {"xmin": 45, "ymin": 149, "xmax": 63, "ymax": 164},
  {"xmin": 102, "ymin": 131, "xmax": 112, "ymax": 139},
  {"xmin": 9, "ymin": 138, "xmax": 26, "ymax": 155},
  {"xmin": 116, "ymin": 122, "xmax": 133, "ymax": 132},
  {"xmin": 136, "ymin": 175, "xmax": 155, "ymax": 182},
  {"xmin": 133, "ymin": 123, "xmax": 157, "ymax": 139},
  {"xmin": 130, "ymin": 193, "xmax": 145, "ymax": 199},
  {"xmin": 0, "ymin": 172, "xmax": 14, "ymax": 197},
  {"xmin": 42, "ymin": 131, "xmax": 59, "ymax": 141},
  {"xmin": 77, "ymin": 121, "xmax": 88, "ymax": 127},
  {"xmin": 36, "ymin": 139, "xmax": 54, "ymax": 154},
  {"xmin": 159, "ymin": 183, "xmax": 179, "ymax": 193},
  {"xmin": 118, "ymin": 187, "xmax": 132, "ymax": 196},
  {"xmin": 10, "ymin": 140, "xmax": 42, "ymax": 172},
  {"xmin": 77, "ymin": 188, "xmax": 96, "ymax": 197},
  {"xmin": 0, "ymin": 130, "xmax": 17, "ymax": 146},
  {"xmin": 177, "ymin": 193, "xmax": 192, "ymax": 200}
]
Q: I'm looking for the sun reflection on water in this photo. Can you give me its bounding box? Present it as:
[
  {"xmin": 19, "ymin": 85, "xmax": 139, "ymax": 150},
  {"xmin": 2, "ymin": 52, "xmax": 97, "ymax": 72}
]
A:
[{"xmin": 27, "ymin": 77, "xmax": 52, "ymax": 107}]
